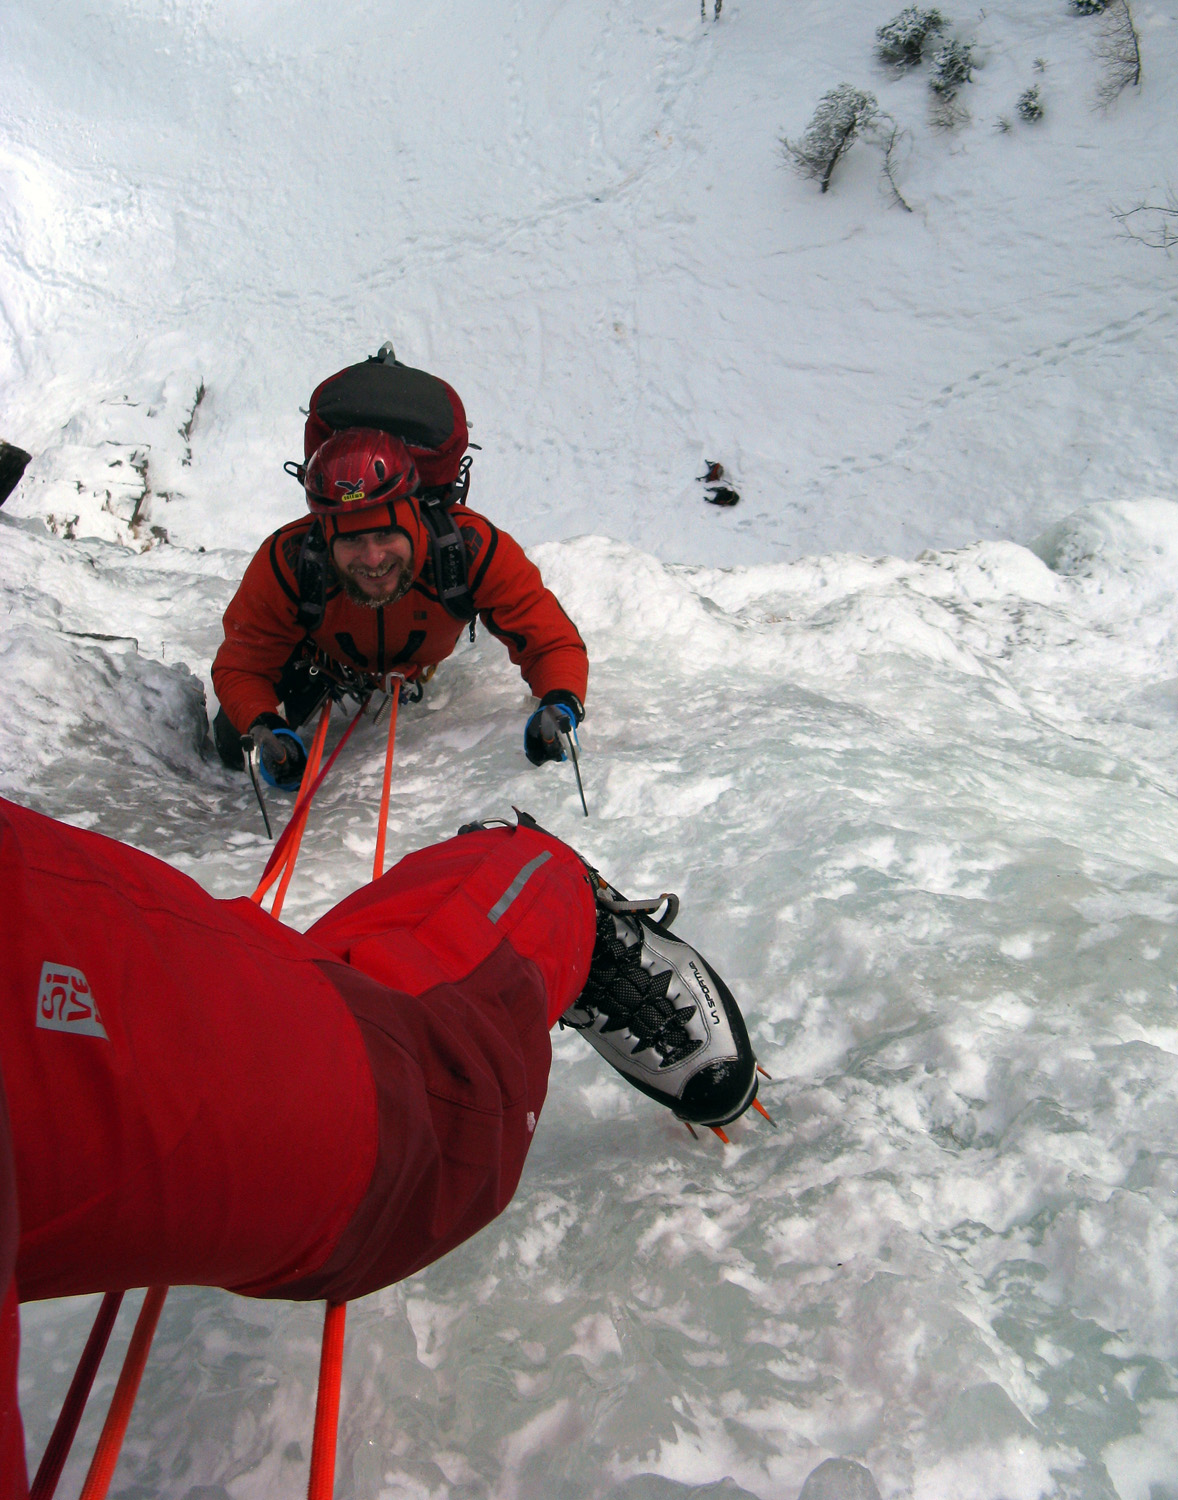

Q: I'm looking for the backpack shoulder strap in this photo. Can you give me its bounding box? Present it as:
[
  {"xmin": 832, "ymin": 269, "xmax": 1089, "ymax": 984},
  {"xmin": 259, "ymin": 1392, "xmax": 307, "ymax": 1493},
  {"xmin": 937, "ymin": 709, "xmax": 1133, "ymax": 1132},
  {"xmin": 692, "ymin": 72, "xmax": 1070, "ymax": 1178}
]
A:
[
  {"xmin": 295, "ymin": 519, "xmax": 330, "ymax": 631},
  {"xmin": 418, "ymin": 494, "xmax": 476, "ymax": 623}
]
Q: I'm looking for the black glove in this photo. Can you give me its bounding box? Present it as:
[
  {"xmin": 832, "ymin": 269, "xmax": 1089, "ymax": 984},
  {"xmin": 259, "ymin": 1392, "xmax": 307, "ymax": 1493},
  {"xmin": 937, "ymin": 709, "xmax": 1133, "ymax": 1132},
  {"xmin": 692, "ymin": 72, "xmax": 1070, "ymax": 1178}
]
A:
[
  {"xmin": 247, "ymin": 713, "xmax": 308, "ymax": 788},
  {"xmin": 524, "ymin": 690, "xmax": 584, "ymax": 766}
]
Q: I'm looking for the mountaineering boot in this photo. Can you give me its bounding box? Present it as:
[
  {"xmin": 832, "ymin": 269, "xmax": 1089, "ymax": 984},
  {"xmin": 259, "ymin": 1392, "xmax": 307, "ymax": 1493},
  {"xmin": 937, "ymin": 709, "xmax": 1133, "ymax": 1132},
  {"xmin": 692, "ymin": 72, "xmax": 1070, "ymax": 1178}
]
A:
[
  {"xmin": 453, "ymin": 812, "xmax": 759, "ymax": 1128},
  {"xmin": 562, "ymin": 871, "xmax": 759, "ymax": 1129}
]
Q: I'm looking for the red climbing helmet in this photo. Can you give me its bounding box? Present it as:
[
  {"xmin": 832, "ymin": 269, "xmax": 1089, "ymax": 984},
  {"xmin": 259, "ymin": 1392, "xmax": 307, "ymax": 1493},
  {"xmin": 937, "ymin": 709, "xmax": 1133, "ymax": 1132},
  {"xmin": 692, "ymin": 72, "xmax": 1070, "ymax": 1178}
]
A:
[{"xmin": 298, "ymin": 428, "xmax": 419, "ymax": 517}]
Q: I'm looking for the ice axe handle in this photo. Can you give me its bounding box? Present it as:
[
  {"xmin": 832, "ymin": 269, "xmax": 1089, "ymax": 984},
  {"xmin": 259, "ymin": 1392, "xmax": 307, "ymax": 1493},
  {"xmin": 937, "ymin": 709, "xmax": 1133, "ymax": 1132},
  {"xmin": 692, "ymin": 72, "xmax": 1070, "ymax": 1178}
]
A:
[
  {"xmin": 561, "ymin": 727, "xmax": 589, "ymax": 818},
  {"xmin": 244, "ymin": 742, "xmax": 274, "ymax": 840}
]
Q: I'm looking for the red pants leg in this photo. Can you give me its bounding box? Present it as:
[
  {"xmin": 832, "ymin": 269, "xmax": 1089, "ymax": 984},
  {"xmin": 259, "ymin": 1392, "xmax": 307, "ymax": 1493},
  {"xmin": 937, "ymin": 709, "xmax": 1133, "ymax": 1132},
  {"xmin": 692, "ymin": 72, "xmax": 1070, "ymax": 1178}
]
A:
[
  {"xmin": 261, "ymin": 819, "xmax": 598, "ymax": 1301},
  {"xmin": 0, "ymin": 798, "xmax": 594, "ymax": 1311}
]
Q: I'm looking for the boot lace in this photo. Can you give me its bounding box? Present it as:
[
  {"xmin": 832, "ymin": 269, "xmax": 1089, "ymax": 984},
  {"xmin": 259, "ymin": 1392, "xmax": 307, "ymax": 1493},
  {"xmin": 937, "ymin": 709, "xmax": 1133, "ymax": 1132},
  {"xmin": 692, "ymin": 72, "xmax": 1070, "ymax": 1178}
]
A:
[{"xmin": 577, "ymin": 909, "xmax": 701, "ymax": 1067}]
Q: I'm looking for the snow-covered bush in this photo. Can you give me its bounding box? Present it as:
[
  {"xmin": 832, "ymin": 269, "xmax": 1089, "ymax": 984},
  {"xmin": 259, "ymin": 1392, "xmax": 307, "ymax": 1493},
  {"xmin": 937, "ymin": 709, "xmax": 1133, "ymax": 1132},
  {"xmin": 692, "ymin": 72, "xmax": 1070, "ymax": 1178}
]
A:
[
  {"xmin": 929, "ymin": 38, "xmax": 974, "ymax": 97},
  {"xmin": 782, "ymin": 85, "xmax": 880, "ymax": 194},
  {"xmin": 1017, "ymin": 85, "xmax": 1044, "ymax": 121},
  {"xmin": 875, "ymin": 7, "xmax": 946, "ymax": 67},
  {"xmin": 1071, "ymin": 0, "xmax": 1110, "ymax": 13}
]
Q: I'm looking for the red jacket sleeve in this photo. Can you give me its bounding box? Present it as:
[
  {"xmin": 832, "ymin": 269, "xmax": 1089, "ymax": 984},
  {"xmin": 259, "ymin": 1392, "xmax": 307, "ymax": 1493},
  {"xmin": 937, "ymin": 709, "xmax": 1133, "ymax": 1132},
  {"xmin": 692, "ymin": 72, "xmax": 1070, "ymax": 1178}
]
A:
[
  {"xmin": 464, "ymin": 519, "xmax": 589, "ymax": 705},
  {"xmin": 211, "ymin": 529, "xmax": 307, "ymax": 733}
]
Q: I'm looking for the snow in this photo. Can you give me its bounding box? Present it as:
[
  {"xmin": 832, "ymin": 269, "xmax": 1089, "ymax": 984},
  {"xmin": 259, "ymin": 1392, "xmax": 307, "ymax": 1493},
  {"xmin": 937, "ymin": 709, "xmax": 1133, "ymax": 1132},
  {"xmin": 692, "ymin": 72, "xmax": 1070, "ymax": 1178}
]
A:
[{"xmin": 3, "ymin": 0, "xmax": 1178, "ymax": 1496}]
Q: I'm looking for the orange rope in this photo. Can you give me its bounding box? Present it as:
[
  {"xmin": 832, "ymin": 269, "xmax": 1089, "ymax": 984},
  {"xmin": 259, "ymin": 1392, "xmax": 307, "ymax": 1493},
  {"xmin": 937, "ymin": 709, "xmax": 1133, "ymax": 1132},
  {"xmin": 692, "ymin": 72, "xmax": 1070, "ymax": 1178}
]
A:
[
  {"xmin": 49, "ymin": 692, "xmax": 401, "ymax": 1500},
  {"xmin": 29, "ymin": 1291, "xmax": 124, "ymax": 1500},
  {"xmin": 306, "ymin": 1302, "xmax": 347, "ymax": 1500},
  {"xmin": 372, "ymin": 684, "xmax": 401, "ymax": 881},
  {"xmin": 302, "ymin": 684, "xmax": 399, "ymax": 1497},
  {"xmin": 294, "ymin": 687, "xmax": 401, "ymax": 1500},
  {"xmin": 251, "ymin": 701, "xmax": 333, "ymax": 914},
  {"xmin": 259, "ymin": 703, "xmax": 373, "ymax": 917},
  {"xmin": 76, "ymin": 1286, "xmax": 168, "ymax": 1500}
]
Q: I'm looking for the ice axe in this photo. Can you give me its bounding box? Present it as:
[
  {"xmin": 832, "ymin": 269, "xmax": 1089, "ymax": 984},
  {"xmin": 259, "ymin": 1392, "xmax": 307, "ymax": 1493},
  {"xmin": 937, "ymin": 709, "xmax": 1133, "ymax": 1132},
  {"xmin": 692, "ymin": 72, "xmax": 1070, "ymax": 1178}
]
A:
[
  {"xmin": 525, "ymin": 699, "xmax": 589, "ymax": 816},
  {"xmin": 243, "ymin": 741, "xmax": 274, "ymax": 839},
  {"xmin": 560, "ymin": 722, "xmax": 589, "ymax": 818}
]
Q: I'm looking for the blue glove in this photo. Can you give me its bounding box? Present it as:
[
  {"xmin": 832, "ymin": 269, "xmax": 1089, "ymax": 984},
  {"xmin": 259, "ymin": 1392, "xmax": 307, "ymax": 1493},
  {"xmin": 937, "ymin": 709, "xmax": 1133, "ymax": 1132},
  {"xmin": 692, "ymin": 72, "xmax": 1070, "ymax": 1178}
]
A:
[
  {"xmin": 248, "ymin": 716, "xmax": 308, "ymax": 789},
  {"xmin": 524, "ymin": 691, "xmax": 584, "ymax": 766}
]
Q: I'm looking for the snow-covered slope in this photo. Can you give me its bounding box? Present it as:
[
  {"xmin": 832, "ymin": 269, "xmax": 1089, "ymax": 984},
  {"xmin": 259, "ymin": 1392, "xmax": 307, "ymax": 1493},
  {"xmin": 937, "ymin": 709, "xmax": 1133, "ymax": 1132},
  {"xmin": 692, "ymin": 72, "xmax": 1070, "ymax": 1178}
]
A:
[
  {"xmin": 3, "ymin": 0, "xmax": 1178, "ymax": 1497},
  {"xmin": 2, "ymin": 0, "xmax": 1177, "ymax": 564},
  {"xmin": 7, "ymin": 498, "xmax": 1178, "ymax": 1499}
]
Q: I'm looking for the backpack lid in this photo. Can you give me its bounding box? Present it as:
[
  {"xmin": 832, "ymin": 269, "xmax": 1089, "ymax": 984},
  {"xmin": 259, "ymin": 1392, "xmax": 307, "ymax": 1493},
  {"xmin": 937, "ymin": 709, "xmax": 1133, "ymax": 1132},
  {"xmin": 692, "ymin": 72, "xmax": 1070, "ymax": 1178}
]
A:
[{"xmin": 304, "ymin": 357, "xmax": 469, "ymax": 490}]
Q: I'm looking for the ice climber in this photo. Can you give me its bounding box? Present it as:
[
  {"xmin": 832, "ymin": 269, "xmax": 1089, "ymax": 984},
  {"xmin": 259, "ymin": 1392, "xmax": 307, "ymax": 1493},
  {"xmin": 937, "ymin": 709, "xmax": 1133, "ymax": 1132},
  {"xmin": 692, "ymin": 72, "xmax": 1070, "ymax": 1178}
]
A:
[
  {"xmin": 211, "ymin": 393, "xmax": 588, "ymax": 789},
  {"xmin": 0, "ymin": 796, "xmax": 758, "ymax": 1495}
]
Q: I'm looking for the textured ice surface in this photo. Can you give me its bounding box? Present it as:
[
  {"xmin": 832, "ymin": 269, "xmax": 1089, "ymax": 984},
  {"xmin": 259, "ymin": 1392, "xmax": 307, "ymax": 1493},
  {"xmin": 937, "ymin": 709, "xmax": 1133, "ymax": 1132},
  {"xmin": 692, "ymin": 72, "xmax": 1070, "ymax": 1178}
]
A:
[
  {"xmin": 6, "ymin": 497, "xmax": 1178, "ymax": 1498},
  {"xmin": 4, "ymin": 0, "xmax": 1178, "ymax": 1492}
]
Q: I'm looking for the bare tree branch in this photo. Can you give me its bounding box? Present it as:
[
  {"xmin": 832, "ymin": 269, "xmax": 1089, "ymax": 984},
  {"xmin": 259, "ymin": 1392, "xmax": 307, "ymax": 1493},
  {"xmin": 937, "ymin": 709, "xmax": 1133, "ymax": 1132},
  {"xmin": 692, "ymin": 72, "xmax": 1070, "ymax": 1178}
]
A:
[
  {"xmin": 873, "ymin": 120, "xmax": 915, "ymax": 212},
  {"xmin": 1112, "ymin": 194, "xmax": 1178, "ymax": 250},
  {"xmin": 1096, "ymin": 0, "xmax": 1141, "ymax": 104}
]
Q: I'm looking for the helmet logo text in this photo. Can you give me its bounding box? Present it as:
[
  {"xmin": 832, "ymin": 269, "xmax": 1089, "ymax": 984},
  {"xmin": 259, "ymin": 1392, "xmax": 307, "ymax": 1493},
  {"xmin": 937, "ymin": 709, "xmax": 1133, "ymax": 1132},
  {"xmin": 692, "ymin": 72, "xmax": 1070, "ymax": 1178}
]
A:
[{"xmin": 336, "ymin": 477, "xmax": 367, "ymax": 504}]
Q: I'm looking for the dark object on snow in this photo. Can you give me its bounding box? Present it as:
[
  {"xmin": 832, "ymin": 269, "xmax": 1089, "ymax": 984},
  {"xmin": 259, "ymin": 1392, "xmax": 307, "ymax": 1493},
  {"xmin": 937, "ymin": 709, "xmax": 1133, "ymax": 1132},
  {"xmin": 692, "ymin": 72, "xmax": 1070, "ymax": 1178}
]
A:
[
  {"xmin": 1094, "ymin": 0, "xmax": 1142, "ymax": 104},
  {"xmin": 0, "ymin": 441, "xmax": 31, "ymax": 507},
  {"xmin": 699, "ymin": 461, "xmax": 725, "ymax": 483},
  {"xmin": 798, "ymin": 1457, "xmax": 882, "ymax": 1500},
  {"xmin": 705, "ymin": 486, "xmax": 740, "ymax": 508}
]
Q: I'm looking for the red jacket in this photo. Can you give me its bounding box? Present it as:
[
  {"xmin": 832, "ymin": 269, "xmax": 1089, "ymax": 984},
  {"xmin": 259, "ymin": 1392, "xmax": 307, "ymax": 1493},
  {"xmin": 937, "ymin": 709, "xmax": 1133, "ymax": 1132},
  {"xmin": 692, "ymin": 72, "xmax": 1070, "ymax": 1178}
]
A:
[{"xmin": 212, "ymin": 507, "xmax": 588, "ymax": 733}]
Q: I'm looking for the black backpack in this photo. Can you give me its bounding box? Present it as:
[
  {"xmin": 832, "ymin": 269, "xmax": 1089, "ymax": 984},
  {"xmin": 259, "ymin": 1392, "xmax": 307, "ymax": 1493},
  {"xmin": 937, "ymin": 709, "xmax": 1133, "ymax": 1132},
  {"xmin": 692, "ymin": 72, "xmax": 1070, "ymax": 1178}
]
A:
[{"xmin": 288, "ymin": 346, "xmax": 478, "ymax": 632}]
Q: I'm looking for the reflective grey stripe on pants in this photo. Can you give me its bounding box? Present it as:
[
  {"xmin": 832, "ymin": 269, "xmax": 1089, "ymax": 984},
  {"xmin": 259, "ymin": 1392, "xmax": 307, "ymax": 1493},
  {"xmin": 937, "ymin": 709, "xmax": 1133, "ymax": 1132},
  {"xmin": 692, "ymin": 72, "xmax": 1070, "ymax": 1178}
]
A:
[{"xmin": 487, "ymin": 851, "xmax": 552, "ymax": 924}]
